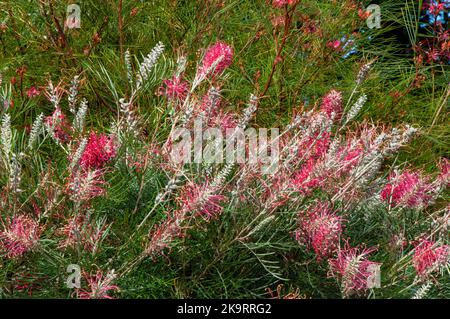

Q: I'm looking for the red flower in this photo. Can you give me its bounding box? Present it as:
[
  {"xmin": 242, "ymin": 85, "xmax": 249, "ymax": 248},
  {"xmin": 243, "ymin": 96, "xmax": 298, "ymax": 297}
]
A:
[
  {"xmin": 80, "ymin": 132, "xmax": 117, "ymax": 169},
  {"xmin": 77, "ymin": 270, "xmax": 119, "ymax": 299},
  {"xmin": 426, "ymin": 48, "xmax": 440, "ymax": 62},
  {"xmin": 0, "ymin": 215, "xmax": 40, "ymax": 258},
  {"xmin": 291, "ymin": 159, "xmax": 323, "ymax": 194},
  {"xmin": 327, "ymin": 40, "xmax": 342, "ymax": 51},
  {"xmin": 413, "ymin": 239, "xmax": 449, "ymax": 277},
  {"xmin": 320, "ymin": 90, "xmax": 343, "ymax": 121},
  {"xmin": 358, "ymin": 8, "xmax": 371, "ymax": 20},
  {"xmin": 381, "ymin": 170, "xmax": 433, "ymax": 209},
  {"xmin": 295, "ymin": 202, "xmax": 344, "ymax": 259},
  {"xmin": 328, "ymin": 244, "xmax": 379, "ymax": 297},
  {"xmin": 26, "ymin": 86, "xmax": 40, "ymax": 98},
  {"xmin": 429, "ymin": 2, "xmax": 446, "ymax": 15},
  {"xmin": 145, "ymin": 211, "xmax": 188, "ymax": 256},
  {"xmin": 45, "ymin": 108, "xmax": 71, "ymax": 143},
  {"xmin": 67, "ymin": 169, "xmax": 106, "ymax": 202},
  {"xmin": 272, "ymin": 0, "xmax": 295, "ymax": 8},
  {"xmin": 304, "ymin": 131, "xmax": 331, "ymax": 159},
  {"xmin": 179, "ymin": 182, "xmax": 226, "ymax": 220},
  {"xmin": 159, "ymin": 76, "xmax": 189, "ymax": 101},
  {"xmin": 209, "ymin": 111, "xmax": 237, "ymax": 131},
  {"xmin": 59, "ymin": 214, "xmax": 108, "ymax": 253},
  {"xmin": 198, "ymin": 41, "xmax": 233, "ymax": 78}
]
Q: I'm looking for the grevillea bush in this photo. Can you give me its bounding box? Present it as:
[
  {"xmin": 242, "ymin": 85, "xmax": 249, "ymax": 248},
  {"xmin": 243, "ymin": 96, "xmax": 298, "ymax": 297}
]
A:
[
  {"xmin": 0, "ymin": 40, "xmax": 448, "ymax": 299},
  {"xmin": 0, "ymin": 0, "xmax": 448, "ymax": 299}
]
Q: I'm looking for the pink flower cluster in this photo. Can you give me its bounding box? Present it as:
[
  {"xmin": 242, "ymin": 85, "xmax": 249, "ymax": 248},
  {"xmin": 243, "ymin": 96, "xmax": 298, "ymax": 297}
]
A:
[
  {"xmin": 59, "ymin": 214, "xmax": 107, "ymax": 252},
  {"xmin": 77, "ymin": 270, "xmax": 119, "ymax": 299},
  {"xmin": 67, "ymin": 169, "xmax": 106, "ymax": 202},
  {"xmin": 438, "ymin": 158, "xmax": 450, "ymax": 187},
  {"xmin": 208, "ymin": 111, "xmax": 237, "ymax": 131},
  {"xmin": 327, "ymin": 40, "xmax": 342, "ymax": 51},
  {"xmin": 145, "ymin": 181, "xmax": 226, "ymax": 257},
  {"xmin": 146, "ymin": 177, "xmax": 227, "ymax": 257},
  {"xmin": 80, "ymin": 132, "xmax": 117, "ymax": 169},
  {"xmin": 45, "ymin": 108, "xmax": 71, "ymax": 143},
  {"xmin": 328, "ymin": 245, "xmax": 379, "ymax": 297},
  {"xmin": 65, "ymin": 132, "xmax": 117, "ymax": 204},
  {"xmin": 380, "ymin": 170, "xmax": 434, "ymax": 209},
  {"xmin": 146, "ymin": 212, "xmax": 187, "ymax": 257},
  {"xmin": 179, "ymin": 182, "xmax": 226, "ymax": 220},
  {"xmin": 26, "ymin": 86, "xmax": 40, "ymax": 98},
  {"xmin": 0, "ymin": 215, "xmax": 40, "ymax": 258},
  {"xmin": 159, "ymin": 76, "xmax": 189, "ymax": 102},
  {"xmin": 291, "ymin": 159, "xmax": 323, "ymax": 195},
  {"xmin": 295, "ymin": 202, "xmax": 344, "ymax": 259},
  {"xmin": 197, "ymin": 41, "xmax": 234, "ymax": 78},
  {"xmin": 272, "ymin": 0, "xmax": 295, "ymax": 8},
  {"xmin": 413, "ymin": 239, "xmax": 449, "ymax": 277},
  {"xmin": 427, "ymin": 1, "xmax": 447, "ymax": 15},
  {"xmin": 320, "ymin": 89, "xmax": 343, "ymax": 121}
]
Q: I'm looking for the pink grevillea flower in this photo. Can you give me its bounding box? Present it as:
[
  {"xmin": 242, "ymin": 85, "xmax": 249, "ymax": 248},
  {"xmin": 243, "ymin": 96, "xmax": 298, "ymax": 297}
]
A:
[
  {"xmin": 294, "ymin": 202, "xmax": 344, "ymax": 259},
  {"xmin": 291, "ymin": 159, "xmax": 323, "ymax": 195},
  {"xmin": 426, "ymin": 48, "xmax": 440, "ymax": 62},
  {"xmin": 380, "ymin": 170, "xmax": 433, "ymax": 209},
  {"xmin": 330, "ymin": 141, "xmax": 365, "ymax": 177},
  {"xmin": 179, "ymin": 182, "xmax": 226, "ymax": 219},
  {"xmin": 293, "ymin": 131, "xmax": 331, "ymax": 164},
  {"xmin": 0, "ymin": 215, "xmax": 40, "ymax": 258},
  {"xmin": 327, "ymin": 40, "xmax": 342, "ymax": 51},
  {"xmin": 77, "ymin": 270, "xmax": 119, "ymax": 299},
  {"xmin": 262, "ymin": 172, "xmax": 292, "ymax": 210},
  {"xmin": 67, "ymin": 169, "xmax": 106, "ymax": 202},
  {"xmin": 320, "ymin": 90, "xmax": 343, "ymax": 121},
  {"xmin": 59, "ymin": 215, "xmax": 107, "ymax": 253},
  {"xmin": 197, "ymin": 42, "xmax": 233, "ymax": 78},
  {"xmin": 198, "ymin": 89, "xmax": 222, "ymax": 114},
  {"xmin": 428, "ymin": 2, "xmax": 446, "ymax": 15},
  {"xmin": 208, "ymin": 111, "xmax": 237, "ymax": 131},
  {"xmin": 45, "ymin": 108, "xmax": 71, "ymax": 143},
  {"xmin": 412, "ymin": 240, "xmax": 449, "ymax": 277},
  {"xmin": 438, "ymin": 158, "xmax": 450, "ymax": 187},
  {"xmin": 306, "ymin": 131, "xmax": 331, "ymax": 159},
  {"xmin": 145, "ymin": 211, "xmax": 188, "ymax": 257},
  {"xmin": 26, "ymin": 86, "xmax": 40, "ymax": 98},
  {"xmin": 358, "ymin": 8, "xmax": 371, "ymax": 20},
  {"xmin": 272, "ymin": 0, "xmax": 295, "ymax": 8},
  {"xmin": 80, "ymin": 132, "xmax": 117, "ymax": 169},
  {"xmin": 147, "ymin": 184, "xmax": 226, "ymax": 256},
  {"xmin": 328, "ymin": 244, "xmax": 379, "ymax": 297},
  {"xmin": 158, "ymin": 76, "xmax": 189, "ymax": 101}
]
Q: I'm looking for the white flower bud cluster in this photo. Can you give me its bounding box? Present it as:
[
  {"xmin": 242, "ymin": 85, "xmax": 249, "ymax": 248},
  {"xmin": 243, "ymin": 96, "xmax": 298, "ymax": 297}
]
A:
[
  {"xmin": 136, "ymin": 42, "xmax": 165, "ymax": 90},
  {"xmin": 28, "ymin": 113, "xmax": 44, "ymax": 149},
  {"xmin": 345, "ymin": 94, "xmax": 367, "ymax": 124},
  {"xmin": 74, "ymin": 98, "xmax": 88, "ymax": 133},
  {"xmin": 1, "ymin": 113, "xmax": 12, "ymax": 159},
  {"xmin": 68, "ymin": 75, "xmax": 80, "ymax": 114}
]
